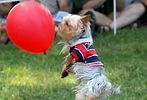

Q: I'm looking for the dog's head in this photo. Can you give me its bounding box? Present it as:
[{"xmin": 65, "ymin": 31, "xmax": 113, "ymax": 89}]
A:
[{"xmin": 58, "ymin": 14, "xmax": 90, "ymax": 40}]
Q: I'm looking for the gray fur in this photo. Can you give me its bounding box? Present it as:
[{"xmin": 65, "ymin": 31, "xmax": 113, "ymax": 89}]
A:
[{"xmin": 71, "ymin": 63, "xmax": 120, "ymax": 99}]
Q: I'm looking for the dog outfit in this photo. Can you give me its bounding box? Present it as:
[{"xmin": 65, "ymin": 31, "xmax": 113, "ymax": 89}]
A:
[
  {"xmin": 70, "ymin": 42, "xmax": 103, "ymax": 65},
  {"xmin": 67, "ymin": 27, "xmax": 115, "ymax": 99}
]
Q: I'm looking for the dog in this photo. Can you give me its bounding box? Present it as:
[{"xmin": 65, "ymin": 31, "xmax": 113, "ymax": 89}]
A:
[{"xmin": 57, "ymin": 14, "xmax": 120, "ymax": 100}]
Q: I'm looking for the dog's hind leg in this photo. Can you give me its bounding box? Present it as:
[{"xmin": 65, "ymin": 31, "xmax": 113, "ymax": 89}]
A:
[
  {"xmin": 86, "ymin": 96, "xmax": 95, "ymax": 100},
  {"xmin": 75, "ymin": 92, "xmax": 86, "ymax": 100}
]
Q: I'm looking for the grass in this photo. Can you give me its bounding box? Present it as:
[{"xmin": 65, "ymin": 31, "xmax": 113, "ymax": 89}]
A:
[{"xmin": 0, "ymin": 27, "xmax": 147, "ymax": 100}]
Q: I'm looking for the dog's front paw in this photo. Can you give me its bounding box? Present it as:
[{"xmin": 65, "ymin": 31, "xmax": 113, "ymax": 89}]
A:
[{"xmin": 61, "ymin": 70, "xmax": 69, "ymax": 78}]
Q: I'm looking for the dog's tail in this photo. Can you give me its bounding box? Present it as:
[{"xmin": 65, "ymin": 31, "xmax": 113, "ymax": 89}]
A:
[
  {"xmin": 103, "ymin": 82, "xmax": 120, "ymax": 98},
  {"xmin": 111, "ymin": 84, "xmax": 121, "ymax": 96}
]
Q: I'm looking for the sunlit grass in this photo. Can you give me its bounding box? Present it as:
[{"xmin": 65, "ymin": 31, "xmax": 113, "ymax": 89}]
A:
[
  {"xmin": 1, "ymin": 64, "xmax": 75, "ymax": 86},
  {"xmin": 0, "ymin": 27, "xmax": 147, "ymax": 100}
]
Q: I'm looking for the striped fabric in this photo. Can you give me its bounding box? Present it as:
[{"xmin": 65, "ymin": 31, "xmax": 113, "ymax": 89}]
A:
[{"xmin": 70, "ymin": 43, "xmax": 104, "ymax": 66}]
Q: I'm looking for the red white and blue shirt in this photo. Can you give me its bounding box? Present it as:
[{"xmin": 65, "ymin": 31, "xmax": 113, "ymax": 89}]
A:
[
  {"xmin": 68, "ymin": 26, "xmax": 103, "ymax": 66},
  {"xmin": 70, "ymin": 43, "xmax": 104, "ymax": 66}
]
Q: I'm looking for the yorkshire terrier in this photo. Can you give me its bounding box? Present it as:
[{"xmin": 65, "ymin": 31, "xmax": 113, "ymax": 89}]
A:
[{"xmin": 57, "ymin": 14, "xmax": 120, "ymax": 100}]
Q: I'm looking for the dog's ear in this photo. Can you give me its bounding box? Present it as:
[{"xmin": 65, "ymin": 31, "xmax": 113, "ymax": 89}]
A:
[{"xmin": 80, "ymin": 15, "xmax": 91, "ymax": 25}]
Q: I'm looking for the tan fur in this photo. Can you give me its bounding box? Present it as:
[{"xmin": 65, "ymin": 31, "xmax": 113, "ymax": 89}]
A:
[
  {"xmin": 58, "ymin": 15, "xmax": 91, "ymax": 78},
  {"xmin": 58, "ymin": 15, "xmax": 96, "ymax": 100},
  {"xmin": 58, "ymin": 14, "xmax": 90, "ymax": 41},
  {"xmin": 58, "ymin": 14, "xmax": 90, "ymax": 78}
]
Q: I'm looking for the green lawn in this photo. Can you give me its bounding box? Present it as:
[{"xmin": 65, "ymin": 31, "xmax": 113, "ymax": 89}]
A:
[{"xmin": 0, "ymin": 27, "xmax": 147, "ymax": 100}]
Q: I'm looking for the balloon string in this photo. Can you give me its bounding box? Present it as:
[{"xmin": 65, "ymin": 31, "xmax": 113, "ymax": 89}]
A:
[{"xmin": 43, "ymin": 51, "xmax": 47, "ymax": 55}]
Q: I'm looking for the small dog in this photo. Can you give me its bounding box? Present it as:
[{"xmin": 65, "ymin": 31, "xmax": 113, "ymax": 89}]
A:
[{"xmin": 58, "ymin": 14, "xmax": 120, "ymax": 100}]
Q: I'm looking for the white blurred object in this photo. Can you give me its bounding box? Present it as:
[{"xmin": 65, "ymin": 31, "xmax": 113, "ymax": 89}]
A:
[
  {"xmin": 0, "ymin": 18, "xmax": 6, "ymax": 24},
  {"xmin": 54, "ymin": 11, "xmax": 69, "ymax": 23},
  {"xmin": 0, "ymin": 0, "xmax": 21, "ymax": 3},
  {"xmin": 113, "ymin": 0, "xmax": 117, "ymax": 35}
]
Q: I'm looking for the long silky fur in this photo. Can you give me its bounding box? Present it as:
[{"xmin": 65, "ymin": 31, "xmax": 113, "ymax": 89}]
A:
[
  {"xmin": 58, "ymin": 41, "xmax": 70, "ymax": 54},
  {"xmin": 72, "ymin": 63, "xmax": 120, "ymax": 99}
]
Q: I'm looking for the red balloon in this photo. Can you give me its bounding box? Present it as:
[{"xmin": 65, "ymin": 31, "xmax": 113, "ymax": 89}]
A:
[{"xmin": 6, "ymin": 1, "xmax": 55, "ymax": 53}]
